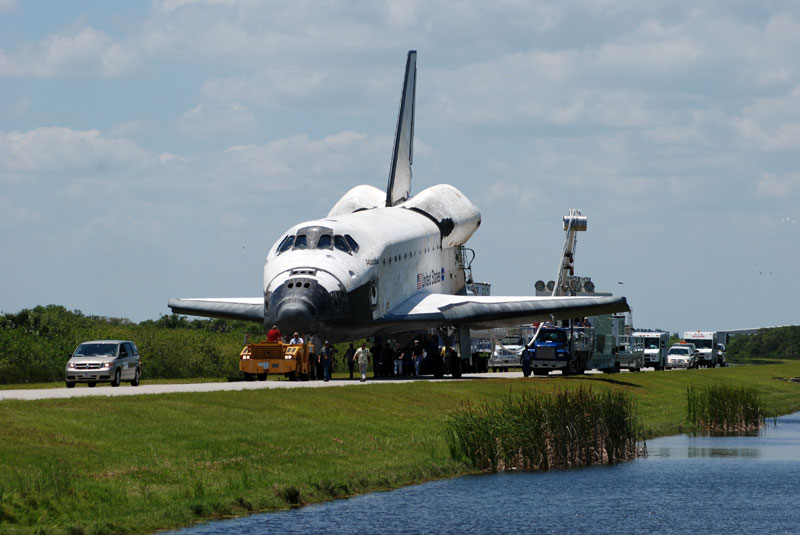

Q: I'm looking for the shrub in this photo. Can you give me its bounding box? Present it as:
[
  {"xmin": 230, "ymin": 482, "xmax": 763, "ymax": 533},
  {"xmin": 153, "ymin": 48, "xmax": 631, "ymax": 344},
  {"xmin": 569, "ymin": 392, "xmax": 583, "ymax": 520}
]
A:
[
  {"xmin": 686, "ymin": 384, "xmax": 767, "ymax": 431},
  {"xmin": 444, "ymin": 386, "xmax": 645, "ymax": 472}
]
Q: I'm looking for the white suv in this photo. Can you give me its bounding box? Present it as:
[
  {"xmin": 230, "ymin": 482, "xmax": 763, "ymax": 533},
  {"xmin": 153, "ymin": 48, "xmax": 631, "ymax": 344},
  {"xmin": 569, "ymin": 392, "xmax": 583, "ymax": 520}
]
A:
[{"xmin": 66, "ymin": 340, "xmax": 142, "ymax": 388}]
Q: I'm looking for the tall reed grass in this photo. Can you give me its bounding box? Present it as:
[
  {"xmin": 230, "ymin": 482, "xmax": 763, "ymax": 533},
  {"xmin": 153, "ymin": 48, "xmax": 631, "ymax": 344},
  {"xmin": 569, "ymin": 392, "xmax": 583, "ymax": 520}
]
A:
[
  {"xmin": 686, "ymin": 384, "xmax": 767, "ymax": 431},
  {"xmin": 444, "ymin": 386, "xmax": 645, "ymax": 472}
]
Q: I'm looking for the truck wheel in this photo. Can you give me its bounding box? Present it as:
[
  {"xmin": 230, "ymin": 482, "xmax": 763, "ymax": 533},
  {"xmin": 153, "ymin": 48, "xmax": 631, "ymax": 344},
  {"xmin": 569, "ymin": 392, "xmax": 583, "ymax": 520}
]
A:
[
  {"xmin": 66, "ymin": 381, "xmax": 75, "ymax": 388},
  {"xmin": 130, "ymin": 368, "xmax": 141, "ymax": 386},
  {"xmin": 287, "ymin": 372, "xmax": 297, "ymax": 381},
  {"xmin": 533, "ymin": 369, "xmax": 548, "ymax": 376},
  {"xmin": 257, "ymin": 373, "xmax": 267, "ymax": 381},
  {"xmin": 111, "ymin": 369, "xmax": 121, "ymax": 387},
  {"xmin": 88, "ymin": 382, "xmax": 96, "ymax": 387}
]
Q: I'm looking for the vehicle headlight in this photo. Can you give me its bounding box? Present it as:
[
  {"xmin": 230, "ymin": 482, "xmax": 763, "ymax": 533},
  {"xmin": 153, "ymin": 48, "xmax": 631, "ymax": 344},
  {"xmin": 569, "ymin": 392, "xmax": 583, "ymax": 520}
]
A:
[
  {"xmin": 67, "ymin": 362, "xmax": 75, "ymax": 369},
  {"xmin": 102, "ymin": 362, "xmax": 113, "ymax": 368}
]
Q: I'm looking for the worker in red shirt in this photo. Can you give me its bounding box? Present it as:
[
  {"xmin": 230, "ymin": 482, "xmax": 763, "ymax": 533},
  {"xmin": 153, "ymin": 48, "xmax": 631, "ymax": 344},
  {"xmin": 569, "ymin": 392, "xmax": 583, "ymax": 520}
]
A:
[{"xmin": 267, "ymin": 325, "xmax": 282, "ymax": 342}]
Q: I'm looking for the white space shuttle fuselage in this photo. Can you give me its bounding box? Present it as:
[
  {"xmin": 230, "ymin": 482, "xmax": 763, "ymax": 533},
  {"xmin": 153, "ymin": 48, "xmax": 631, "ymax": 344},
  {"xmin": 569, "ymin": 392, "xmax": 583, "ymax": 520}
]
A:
[{"xmin": 262, "ymin": 182, "xmax": 480, "ymax": 340}]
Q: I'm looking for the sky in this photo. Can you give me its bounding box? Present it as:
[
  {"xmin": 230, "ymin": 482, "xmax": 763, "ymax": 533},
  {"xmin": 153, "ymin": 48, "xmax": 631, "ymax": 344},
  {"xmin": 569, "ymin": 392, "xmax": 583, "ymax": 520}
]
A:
[{"xmin": 1, "ymin": 0, "xmax": 798, "ymax": 335}]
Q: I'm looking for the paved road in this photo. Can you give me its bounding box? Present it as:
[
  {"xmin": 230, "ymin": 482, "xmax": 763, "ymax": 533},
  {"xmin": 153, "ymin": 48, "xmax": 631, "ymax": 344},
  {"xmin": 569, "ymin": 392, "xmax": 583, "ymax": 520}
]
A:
[
  {"xmin": 0, "ymin": 368, "xmax": 659, "ymax": 402},
  {"xmin": 0, "ymin": 371, "xmax": 547, "ymax": 401}
]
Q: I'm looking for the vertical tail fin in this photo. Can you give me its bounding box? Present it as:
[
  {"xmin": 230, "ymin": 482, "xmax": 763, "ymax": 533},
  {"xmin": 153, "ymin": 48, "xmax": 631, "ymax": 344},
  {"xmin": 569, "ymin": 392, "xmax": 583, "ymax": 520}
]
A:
[{"xmin": 386, "ymin": 50, "xmax": 417, "ymax": 207}]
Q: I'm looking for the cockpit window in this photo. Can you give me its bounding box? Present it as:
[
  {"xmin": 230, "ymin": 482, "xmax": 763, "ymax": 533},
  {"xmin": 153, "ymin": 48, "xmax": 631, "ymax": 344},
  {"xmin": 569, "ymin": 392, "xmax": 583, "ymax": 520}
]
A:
[
  {"xmin": 334, "ymin": 235, "xmax": 350, "ymax": 253},
  {"xmin": 277, "ymin": 235, "xmax": 294, "ymax": 254},
  {"xmin": 345, "ymin": 234, "xmax": 359, "ymax": 253},
  {"xmin": 317, "ymin": 234, "xmax": 332, "ymax": 249},
  {"xmin": 294, "ymin": 234, "xmax": 308, "ymax": 250}
]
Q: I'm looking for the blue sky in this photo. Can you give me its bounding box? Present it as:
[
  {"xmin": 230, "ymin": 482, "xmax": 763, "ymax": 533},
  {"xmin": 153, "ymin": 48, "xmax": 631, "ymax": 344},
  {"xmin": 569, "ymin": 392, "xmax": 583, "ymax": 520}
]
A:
[{"xmin": 1, "ymin": 0, "xmax": 798, "ymax": 334}]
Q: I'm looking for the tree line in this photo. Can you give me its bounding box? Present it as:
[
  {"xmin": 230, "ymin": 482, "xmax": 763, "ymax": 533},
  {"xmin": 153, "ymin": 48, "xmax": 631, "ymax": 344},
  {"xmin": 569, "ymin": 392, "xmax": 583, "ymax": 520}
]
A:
[
  {"xmin": 2, "ymin": 305, "xmax": 797, "ymax": 384},
  {"xmin": 726, "ymin": 326, "xmax": 800, "ymax": 362},
  {"xmin": 0, "ymin": 305, "xmax": 266, "ymax": 384}
]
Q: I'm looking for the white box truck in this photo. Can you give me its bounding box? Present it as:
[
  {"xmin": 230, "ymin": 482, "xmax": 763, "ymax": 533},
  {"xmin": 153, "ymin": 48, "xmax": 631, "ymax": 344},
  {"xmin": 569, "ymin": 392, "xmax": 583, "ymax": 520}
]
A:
[
  {"xmin": 634, "ymin": 331, "xmax": 669, "ymax": 370},
  {"xmin": 683, "ymin": 331, "xmax": 719, "ymax": 368}
]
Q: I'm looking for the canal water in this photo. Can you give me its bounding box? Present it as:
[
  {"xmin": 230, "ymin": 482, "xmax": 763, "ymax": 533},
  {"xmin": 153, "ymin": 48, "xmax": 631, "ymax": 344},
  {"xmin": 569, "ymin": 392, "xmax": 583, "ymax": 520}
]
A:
[{"xmin": 166, "ymin": 412, "xmax": 800, "ymax": 534}]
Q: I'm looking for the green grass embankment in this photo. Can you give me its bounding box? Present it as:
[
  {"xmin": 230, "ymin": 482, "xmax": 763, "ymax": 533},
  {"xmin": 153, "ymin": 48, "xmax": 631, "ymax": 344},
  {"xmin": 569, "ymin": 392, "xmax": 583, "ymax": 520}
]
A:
[{"xmin": 1, "ymin": 361, "xmax": 800, "ymax": 535}]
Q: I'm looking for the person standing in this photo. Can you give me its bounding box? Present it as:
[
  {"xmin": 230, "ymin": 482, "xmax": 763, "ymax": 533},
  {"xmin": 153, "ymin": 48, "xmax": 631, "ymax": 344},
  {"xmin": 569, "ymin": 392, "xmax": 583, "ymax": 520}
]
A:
[
  {"xmin": 412, "ymin": 339, "xmax": 424, "ymax": 376},
  {"xmin": 267, "ymin": 325, "xmax": 282, "ymax": 342},
  {"xmin": 310, "ymin": 333, "xmax": 323, "ymax": 380},
  {"xmin": 289, "ymin": 332, "xmax": 309, "ymax": 378},
  {"xmin": 371, "ymin": 340, "xmax": 382, "ymax": 378},
  {"xmin": 382, "ymin": 342, "xmax": 393, "ymax": 378},
  {"xmin": 344, "ymin": 343, "xmax": 356, "ymax": 379},
  {"xmin": 393, "ymin": 342, "xmax": 403, "ymax": 376},
  {"xmin": 355, "ymin": 342, "xmax": 370, "ymax": 382},
  {"xmin": 431, "ymin": 343, "xmax": 444, "ymax": 379},
  {"xmin": 319, "ymin": 341, "xmax": 335, "ymax": 382},
  {"xmin": 521, "ymin": 345, "xmax": 532, "ymax": 378},
  {"xmin": 424, "ymin": 335, "xmax": 439, "ymax": 377}
]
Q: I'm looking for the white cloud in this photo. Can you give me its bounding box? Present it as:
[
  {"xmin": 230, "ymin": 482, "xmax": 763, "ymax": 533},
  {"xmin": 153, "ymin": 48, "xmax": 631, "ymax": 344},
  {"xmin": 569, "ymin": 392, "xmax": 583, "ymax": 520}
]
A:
[
  {"xmin": 0, "ymin": 196, "xmax": 37, "ymax": 226},
  {"xmin": 159, "ymin": 152, "xmax": 186, "ymax": 166},
  {"xmin": 0, "ymin": 127, "xmax": 156, "ymax": 173},
  {"xmin": 106, "ymin": 120, "xmax": 151, "ymax": 138},
  {"xmin": 212, "ymin": 131, "xmax": 383, "ymax": 190},
  {"xmin": 142, "ymin": 1, "xmax": 382, "ymax": 61},
  {"xmin": 547, "ymin": 90, "xmax": 654, "ymax": 127},
  {"xmin": 733, "ymin": 117, "xmax": 800, "ymax": 151},
  {"xmin": 482, "ymin": 179, "xmax": 537, "ymax": 207},
  {"xmin": 201, "ymin": 67, "xmax": 330, "ymax": 106},
  {"xmin": 9, "ymin": 97, "xmax": 29, "ymax": 115},
  {"xmin": 177, "ymin": 102, "xmax": 257, "ymax": 137},
  {"xmin": 0, "ymin": 26, "xmax": 138, "ymax": 77},
  {"xmin": 740, "ymin": 86, "xmax": 800, "ymax": 123},
  {"xmin": 757, "ymin": 172, "xmax": 800, "ymax": 198},
  {"xmin": 63, "ymin": 177, "xmax": 126, "ymax": 200},
  {"xmin": 384, "ymin": 0, "xmax": 420, "ymax": 29},
  {"xmin": 596, "ymin": 37, "xmax": 701, "ymax": 73},
  {"xmin": 153, "ymin": 0, "xmax": 241, "ymax": 14}
]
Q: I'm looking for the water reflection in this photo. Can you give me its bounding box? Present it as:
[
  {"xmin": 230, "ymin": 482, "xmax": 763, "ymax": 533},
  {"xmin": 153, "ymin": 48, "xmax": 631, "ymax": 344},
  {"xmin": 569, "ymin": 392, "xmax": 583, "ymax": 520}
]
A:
[
  {"xmin": 165, "ymin": 412, "xmax": 800, "ymax": 535},
  {"xmin": 647, "ymin": 416, "xmax": 800, "ymax": 462},
  {"xmin": 687, "ymin": 447, "xmax": 759, "ymax": 458}
]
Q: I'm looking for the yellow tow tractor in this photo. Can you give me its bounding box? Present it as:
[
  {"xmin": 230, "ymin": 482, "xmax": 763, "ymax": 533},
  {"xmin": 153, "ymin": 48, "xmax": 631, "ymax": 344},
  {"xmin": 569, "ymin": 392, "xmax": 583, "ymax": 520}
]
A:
[{"xmin": 239, "ymin": 341, "xmax": 315, "ymax": 381}]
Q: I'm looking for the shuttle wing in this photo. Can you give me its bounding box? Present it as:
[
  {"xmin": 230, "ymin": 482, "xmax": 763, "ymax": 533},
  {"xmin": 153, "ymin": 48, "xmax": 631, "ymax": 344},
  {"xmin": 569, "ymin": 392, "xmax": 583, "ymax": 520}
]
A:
[
  {"xmin": 378, "ymin": 293, "xmax": 629, "ymax": 331},
  {"xmin": 167, "ymin": 297, "xmax": 263, "ymax": 322}
]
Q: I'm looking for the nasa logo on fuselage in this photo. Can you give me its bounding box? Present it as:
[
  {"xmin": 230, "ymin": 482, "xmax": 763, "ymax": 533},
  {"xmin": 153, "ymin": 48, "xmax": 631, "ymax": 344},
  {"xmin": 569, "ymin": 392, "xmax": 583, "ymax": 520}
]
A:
[{"xmin": 416, "ymin": 267, "xmax": 445, "ymax": 289}]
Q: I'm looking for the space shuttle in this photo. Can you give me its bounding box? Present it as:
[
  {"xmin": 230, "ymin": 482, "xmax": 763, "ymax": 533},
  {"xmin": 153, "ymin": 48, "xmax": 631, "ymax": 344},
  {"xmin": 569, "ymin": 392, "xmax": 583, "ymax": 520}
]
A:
[{"xmin": 169, "ymin": 51, "xmax": 628, "ymax": 346}]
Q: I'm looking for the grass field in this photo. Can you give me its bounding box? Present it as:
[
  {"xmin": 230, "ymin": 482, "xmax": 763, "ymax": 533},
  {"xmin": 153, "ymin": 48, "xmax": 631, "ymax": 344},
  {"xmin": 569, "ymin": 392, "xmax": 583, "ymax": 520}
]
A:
[{"xmin": 2, "ymin": 361, "xmax": 800, "ymax": 535}]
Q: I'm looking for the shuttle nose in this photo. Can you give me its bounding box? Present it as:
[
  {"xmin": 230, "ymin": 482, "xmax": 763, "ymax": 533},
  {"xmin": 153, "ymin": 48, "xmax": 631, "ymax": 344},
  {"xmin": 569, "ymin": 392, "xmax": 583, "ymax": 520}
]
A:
[
  {"xmin": 267, "ymin": 275, "xmax": 343, "ymax": 337},
  {"xmin": 275, "ymin": 300, "xmax": 315, "ymax": 335}
]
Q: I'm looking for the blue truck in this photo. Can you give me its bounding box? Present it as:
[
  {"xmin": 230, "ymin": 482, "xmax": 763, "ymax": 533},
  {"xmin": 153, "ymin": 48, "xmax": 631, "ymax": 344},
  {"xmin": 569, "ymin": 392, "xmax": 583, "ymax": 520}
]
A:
[
  {"xmin": 529, "ymin": 315, "xmax": 643, "ymax": 376},
  {"xmin": 529, "ymin": 323, "xmax": 594, "ymax": 376}
]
